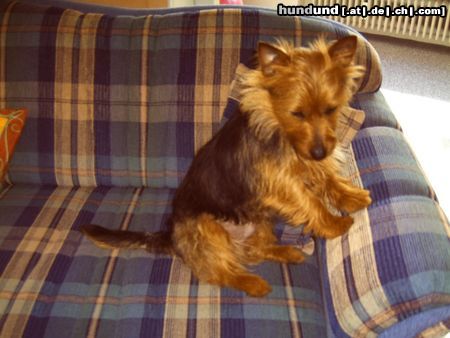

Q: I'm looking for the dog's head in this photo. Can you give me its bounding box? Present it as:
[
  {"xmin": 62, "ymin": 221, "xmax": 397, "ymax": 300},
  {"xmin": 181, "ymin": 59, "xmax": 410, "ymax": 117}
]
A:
[{"xmin": 254, "ymin": 36, "xmax": 364, "ymax": 161}]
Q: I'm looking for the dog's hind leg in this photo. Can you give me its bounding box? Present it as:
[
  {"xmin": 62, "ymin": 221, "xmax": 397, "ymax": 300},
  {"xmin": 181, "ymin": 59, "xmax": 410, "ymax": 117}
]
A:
[
  {"xmin": 172, "ymin": 213, "xmax": 272, "ymax": 297},
  {"xmin": 244, "ymin": 221, "xmax": 305, "ymax": 265}
]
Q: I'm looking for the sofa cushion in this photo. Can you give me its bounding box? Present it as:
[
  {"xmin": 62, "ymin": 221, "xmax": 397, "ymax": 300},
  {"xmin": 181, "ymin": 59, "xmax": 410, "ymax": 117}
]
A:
[
  {"xmin": 352, "ymin": 92, "xmax": 401, "ymax": 130},
  {"xmin": 353, "ymin": 127, "xmax": 436, "ymax": 203},
  {"xmin": 1, "ymin": 1, "xmax": 382, "ymax": 188},
  {"xmin": 319, "ymin": 126, "xmax": 450, "ymax": 337},
  {"xmin": 0, "ymin": 183, "xmax": 326, "ymax": 338}
]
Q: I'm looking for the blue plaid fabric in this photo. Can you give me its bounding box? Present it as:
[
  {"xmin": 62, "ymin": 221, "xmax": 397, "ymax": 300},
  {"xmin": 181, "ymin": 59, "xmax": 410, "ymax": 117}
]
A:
[
  {"xmin": 1, "ymin": 0, "xmax": 381, "ymax": 188},
  {"xmin": 0, "ymin": 1, "xmax": 449, "ymax": 338},
  {"xmin": 0, "ymin": 184, "xmax": 326, "ymax": 338},
  {"xmin": 318, "ymin": 123, "xmax": 450, "ymax": 337}
]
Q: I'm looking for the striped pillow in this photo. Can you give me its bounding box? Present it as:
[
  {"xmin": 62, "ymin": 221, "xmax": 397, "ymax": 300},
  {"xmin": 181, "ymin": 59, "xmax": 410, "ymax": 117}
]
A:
[{"xmin": 0, "ymin": 108, "xmax": 27, "ymax": 182}]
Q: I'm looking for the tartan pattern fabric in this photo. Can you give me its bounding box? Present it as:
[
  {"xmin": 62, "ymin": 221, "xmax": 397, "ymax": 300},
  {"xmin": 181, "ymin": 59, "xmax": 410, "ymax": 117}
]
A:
[
  {"xmin": 1, "ymin": 0, "xmax": 382, "ymax": 188},
  {"xmin": 0, "ymin": 2, "xmax": 449, "ymax": 338},
  {"xmin": 0, "ymin": 184, "xmax": 326, "ymax": 338},
  {"xmin": 319, "ymin": 126, "xmax": 450, "ymax": 337},
  {"xmin": 418, "ymin": 319, "xmax": 450, "ymax": 338},
  {"xmin": 378, "ymin": 307, "xmax": 450, "ymax": 338},
  {"xmin": 352, "ymin": 91, "xmax": 401, "ymax": 130}
]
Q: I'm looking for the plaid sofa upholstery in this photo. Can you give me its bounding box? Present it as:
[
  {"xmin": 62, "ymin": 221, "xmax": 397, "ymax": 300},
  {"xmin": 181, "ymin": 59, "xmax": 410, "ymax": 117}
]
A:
[{"xmin": 0, "ymin": 1, "xmax": 449, "ymax": 338}]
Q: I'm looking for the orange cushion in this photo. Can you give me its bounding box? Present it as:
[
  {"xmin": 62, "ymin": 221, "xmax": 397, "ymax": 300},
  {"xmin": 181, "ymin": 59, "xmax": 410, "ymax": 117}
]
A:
[{"xmin": 0, "ymin": 108, "xmax": 27, "ymax": 182}]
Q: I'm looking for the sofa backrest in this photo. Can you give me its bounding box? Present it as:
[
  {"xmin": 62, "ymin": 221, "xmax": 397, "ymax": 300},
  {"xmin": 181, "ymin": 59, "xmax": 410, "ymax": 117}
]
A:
[{"xmin": 0, "ymin": 1, "xmax": 382, "ymax": 188}]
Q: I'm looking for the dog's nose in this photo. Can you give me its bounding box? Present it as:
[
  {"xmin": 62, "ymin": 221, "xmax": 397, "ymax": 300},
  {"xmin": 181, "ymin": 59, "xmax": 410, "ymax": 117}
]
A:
[{"xmin": 310, "ymin": 145, "xmax": 326, "ymax": 160}]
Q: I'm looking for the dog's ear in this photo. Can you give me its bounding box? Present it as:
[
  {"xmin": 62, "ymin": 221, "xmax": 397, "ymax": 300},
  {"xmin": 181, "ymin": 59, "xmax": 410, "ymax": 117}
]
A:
[
  {"xmin": 328, "ymin": 35, "xmax": 357, "ymax": 66},
  {"xmin": 258, "ymin": 42, "xmax": 290, "ymax": 76}
]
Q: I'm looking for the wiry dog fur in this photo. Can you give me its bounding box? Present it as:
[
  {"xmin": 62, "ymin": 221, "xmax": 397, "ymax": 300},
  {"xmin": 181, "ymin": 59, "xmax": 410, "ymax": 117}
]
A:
[{"xmin": 81, "ymin": 36, "xmax": 372, "ymax": 297}]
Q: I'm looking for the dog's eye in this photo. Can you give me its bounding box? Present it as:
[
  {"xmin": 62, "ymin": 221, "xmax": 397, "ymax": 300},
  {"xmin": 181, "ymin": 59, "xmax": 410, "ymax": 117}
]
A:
[
  {"xmin": 324, "ymin": 107, "xmax": 337, "ymax": 115},
  {"xmin": 292, "ymin": 111, "xmax": 305, "ymax": 119}
]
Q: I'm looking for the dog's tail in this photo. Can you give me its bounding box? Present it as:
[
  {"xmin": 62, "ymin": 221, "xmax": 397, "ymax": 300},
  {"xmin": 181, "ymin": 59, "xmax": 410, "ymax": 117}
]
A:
[{"xmin": 80, "ymin": 224, "xmax": 174, "ymax": 255}]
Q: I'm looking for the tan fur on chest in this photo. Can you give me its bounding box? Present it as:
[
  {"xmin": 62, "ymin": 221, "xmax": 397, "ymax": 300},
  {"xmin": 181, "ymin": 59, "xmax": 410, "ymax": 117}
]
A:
[{"xmin": 81, "ymin": 36, "xmax": 372, "ymax": 298}]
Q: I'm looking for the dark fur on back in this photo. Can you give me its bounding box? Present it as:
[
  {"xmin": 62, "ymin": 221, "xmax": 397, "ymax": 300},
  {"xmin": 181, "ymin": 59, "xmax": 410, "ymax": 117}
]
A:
[
  {"xmin": 80, "ymin": 224, "xmax": 174, "ymax": 254},
  {"xmin": 82, "ymin": 110, "xmax": 281, "ymax": 254},
  {"xmin": 81, "ymin": 36, "xmax": 372, "ymax": 297},
  {"xmin": 173, "ymin": 110, "xmax": 281, "ymax": 224}
]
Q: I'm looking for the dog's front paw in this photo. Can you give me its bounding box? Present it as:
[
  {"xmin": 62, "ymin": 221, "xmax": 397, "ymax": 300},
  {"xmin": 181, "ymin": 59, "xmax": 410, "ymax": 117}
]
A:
[
  {"xmin": 337, "ymin": 188, "xmax": 372, "ymax": 213},
  {"xmin": 313, "ymin": 214, "xmax": 354, "ymax": 239},
  {"xmin": 238, "ymin": 274, "xmax": 272, "ymax": 297},
  {"xmin": 266, "ymin": 245, "xmax": 305, "ymax": 264},
  {"xmin": 329, "ymin": 215, "xmax": 354, "ymax": 238}
]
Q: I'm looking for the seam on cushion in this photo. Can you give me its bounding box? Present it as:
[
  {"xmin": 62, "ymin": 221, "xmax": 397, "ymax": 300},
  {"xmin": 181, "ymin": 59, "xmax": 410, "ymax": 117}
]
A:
[{"xmin": 354, "ymin": 294, "xmax": 450, "ymax": 338}]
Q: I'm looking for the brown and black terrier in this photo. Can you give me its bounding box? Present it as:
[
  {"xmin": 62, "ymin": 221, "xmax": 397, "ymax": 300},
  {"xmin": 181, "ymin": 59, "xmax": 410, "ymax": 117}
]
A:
[{"xmin": 82, "ymin": 35, "xmax": 372, "ymax": 297}]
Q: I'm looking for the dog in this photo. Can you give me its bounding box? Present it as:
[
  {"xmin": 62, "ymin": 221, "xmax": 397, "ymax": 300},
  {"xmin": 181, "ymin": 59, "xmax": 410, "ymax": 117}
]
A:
[{"xmin": 81, "ymin": 35, "xmax": 372, "ymax": 297}]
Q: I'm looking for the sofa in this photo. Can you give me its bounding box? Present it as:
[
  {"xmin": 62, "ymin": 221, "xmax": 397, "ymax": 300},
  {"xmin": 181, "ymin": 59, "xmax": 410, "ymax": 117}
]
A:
[{"xmin": 0, "ymin": 1, "xmax": 449, "ymax": 337}]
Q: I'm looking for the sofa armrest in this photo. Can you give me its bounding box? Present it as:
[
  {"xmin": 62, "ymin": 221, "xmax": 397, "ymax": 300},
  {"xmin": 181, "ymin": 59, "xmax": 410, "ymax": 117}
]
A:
[{"xmin": 319, "ymin": 91, "xmax": 450, "ymax": 337}]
